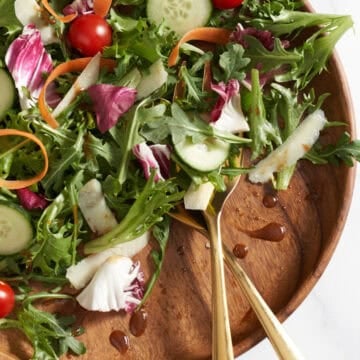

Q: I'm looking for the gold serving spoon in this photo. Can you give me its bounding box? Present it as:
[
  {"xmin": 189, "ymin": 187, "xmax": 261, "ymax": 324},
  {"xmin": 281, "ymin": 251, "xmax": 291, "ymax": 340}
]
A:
[{"xmin": 171, "ymin": 200, "xmax": 305, "ymax": 360}]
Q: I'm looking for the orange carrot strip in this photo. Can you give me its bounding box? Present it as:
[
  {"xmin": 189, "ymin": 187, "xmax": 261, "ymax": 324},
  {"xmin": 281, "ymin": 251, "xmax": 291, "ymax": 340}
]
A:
[
  {"xmin": 39, "ymin": 57, "xmax": 117, "ymax": 128},
  {"xmin": 41, "ymin": 0, "xmax": 77, "ymax": 23},
  {"xmin": 93, "ymin": 0, "xmax": 112, "ymax": 18},
  {"xmin": 168, "ymin": 27, "xmax": 232, "ymax": 67},
  {"xmin": 0, "ymin": 129, "xmax": 49, "ymax": 190}
]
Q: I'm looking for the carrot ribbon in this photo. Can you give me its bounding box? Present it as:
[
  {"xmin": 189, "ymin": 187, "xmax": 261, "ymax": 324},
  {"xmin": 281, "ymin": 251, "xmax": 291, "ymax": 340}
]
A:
[
  {"xmin": 93, "ymin": 0, "xmax": 112, "ymax": 18},
  {"xmin": 0, "ymin": 129, "xmax": 49, "ymax": 190},
  {"xmin": 168, "ymin": 27, "xmax": 232, "ymax": 67}
]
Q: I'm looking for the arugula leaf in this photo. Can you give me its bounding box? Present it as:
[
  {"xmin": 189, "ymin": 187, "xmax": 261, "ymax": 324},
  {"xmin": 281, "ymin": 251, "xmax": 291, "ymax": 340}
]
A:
[
  {"xmin": 244, "ymin": 36, "xmax": 301, "ymax": 73},
  {"xmin": 242, "ymin": 8, "xmax": 348, "ymax": 37},
  {"xmin": 138, "ymin": 216, "xmax": 170, "ymax": 307},
  {"xmin": 32, "ymin": 173, "xmax": 84, "ymax": 276},
  {"xmin": 83, "ymin": 173, "xmax": 184, "ymax": 254},
  {"xmin": 239, "ymin": 7, "xmax": 353, "ymax": 88},
  {"xmin": 306, "ymin": 132, "xmax": 360, "ymax": 166},
  {"xmin": 82, "ymin": 132, "xmax": 121, "ymax": 173},
  {"xmin": 247, "ymin": 69, "xmax": 281, "ymax": 159},
  {"xmin": 218, "ymin": 43, "xmax": 250, "ymax": 82},
  {"xmin": 41, "ymin": 127, "xmax": 85, "ymax": 194},
  {"xmin": 280, "ymin": 15, "xmax": 353, "ymax": 88},
  {"xmin": 0, "ymin": 292, "xmax": 85, "ymax": 360}
]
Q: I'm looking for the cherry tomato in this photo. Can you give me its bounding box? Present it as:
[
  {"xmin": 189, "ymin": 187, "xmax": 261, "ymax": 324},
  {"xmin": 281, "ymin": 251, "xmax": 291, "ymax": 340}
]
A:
[
  {"xmin": 0, "ymin": 281, "xmax": 15, "ymax": 318},
  {"xmin": 212, "ymin": 0, "xmax": 244, "ymax": 9},
  {"xmin": 67, "ymin": 14, "xmax": 112, "ymax": 56}
]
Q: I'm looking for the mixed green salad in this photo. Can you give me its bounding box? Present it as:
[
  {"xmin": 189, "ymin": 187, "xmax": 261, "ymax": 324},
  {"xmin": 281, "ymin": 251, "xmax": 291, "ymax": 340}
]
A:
[{"xmin": 0, "ymin": 0, "xmax": 359, "ymax": 358}]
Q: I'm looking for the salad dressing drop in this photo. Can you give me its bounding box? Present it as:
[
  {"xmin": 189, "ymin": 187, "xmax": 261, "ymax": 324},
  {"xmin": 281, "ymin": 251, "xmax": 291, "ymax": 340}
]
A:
[
  {"xmin": 233, "ymin": 243, "xmax": 249, "ymax": 259},
  {"xmin": 244, "ymin": 222, "xmax": 286, "ymax": 242},
  {"xmin": 109, "ymin": 330, "xmax": 130, "ymax": 354},
  {"xmin": 129, "ymin": 308, "xmax": 148, "ymax": 337},
  {"xmin": 262, "ymin": 193, "xmax": 278, "ymax": 208}
]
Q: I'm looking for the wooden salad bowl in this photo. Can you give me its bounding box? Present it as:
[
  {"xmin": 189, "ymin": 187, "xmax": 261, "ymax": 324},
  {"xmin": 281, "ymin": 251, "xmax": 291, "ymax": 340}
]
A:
[{"xmin": 0, "ymin": 3, "xmax": 356, "ymax": 360}]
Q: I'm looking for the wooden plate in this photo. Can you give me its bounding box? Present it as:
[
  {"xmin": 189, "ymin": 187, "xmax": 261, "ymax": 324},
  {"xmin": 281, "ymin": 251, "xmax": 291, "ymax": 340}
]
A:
[{"xmin": 0, "ymin": 4, "xmax": 356, "ymax": 360}]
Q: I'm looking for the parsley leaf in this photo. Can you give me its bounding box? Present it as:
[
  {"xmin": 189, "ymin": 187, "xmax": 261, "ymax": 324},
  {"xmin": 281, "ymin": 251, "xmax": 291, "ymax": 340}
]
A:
[{"xmin": 218, "ymin": 43, "xmax": 250, "ymax": 82}]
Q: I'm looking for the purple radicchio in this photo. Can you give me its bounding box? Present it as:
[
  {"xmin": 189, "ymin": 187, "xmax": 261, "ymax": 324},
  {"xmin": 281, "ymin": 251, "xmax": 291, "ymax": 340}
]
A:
[
  {"xmin": 210, "ymin": 79, "xmax": 249, "ymax": 133},
  {"xmin": 5, "ymin": 24, "xmax": 56, "ymax": 110},
  {"xmin": 76, "ymin": 256, "xmax": 145, "ymax": 313},
  {"xmin": 63, "ymin": 0, "xmax": 94, "ymax": 15},
  {"xmin": 87, "ymin": 84, "xmax": 137, "ymax": 133},
  {"xmin": 16, "ymin": 187, "xmax": 49, "ymax": 210},
  {"xmin": 230, "ymin": 23, "xmax": 289, "ymax": 51},
  {"xmin": 231, "ymin": 23, "xmax": 275, "ymax": 50},
  {"xmin": 133, "ymin": 143, "xmax": 171, "ymax": 182}
]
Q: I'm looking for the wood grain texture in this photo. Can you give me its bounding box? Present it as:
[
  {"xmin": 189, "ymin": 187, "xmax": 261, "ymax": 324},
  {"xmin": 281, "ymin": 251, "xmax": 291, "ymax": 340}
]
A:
[{"xmin": 0, "ymin": 5, "xmax": 356, "ymax": 360}]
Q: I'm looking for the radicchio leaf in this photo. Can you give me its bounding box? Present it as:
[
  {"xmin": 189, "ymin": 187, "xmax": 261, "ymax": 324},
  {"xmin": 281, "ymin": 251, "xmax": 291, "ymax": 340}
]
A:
[
  {"xmin": 63, "ymin": 0, "xmax": 94, "ymax": 15},
  {"xmin": 210, "ymin": 79, "xmax": 249, "ymax": 133},
  {"xmin": 124, "ymin": 265, "xmax": 145, "ymax": 313},
  {"xmin": 87, "ymin": 84, "xmax": 137, "ymax": 133},
  {"xmin": 76, "ymin": 256, "xmax": 145, "ymax": 313},
  {"xmin": 133, "ymin": 143, "xmax": 171, "ymax": 182},
  {"xmin": 5, "ymin": 24, "xmax": 55, "ymax": 110},
  {"xmin": 231, "ymin": 24, "xmax": 273, "ymax": 50},
  {"xmin": 231, "ymin": 23, "xmax": 290, "ymax": 51},
  {"xmin": 16, "ymin": 187, "xmax": 49, "ymax": 210},
  {"xmin": 210, "ymin": 79, "xmax": 240, "ymax": 122}
]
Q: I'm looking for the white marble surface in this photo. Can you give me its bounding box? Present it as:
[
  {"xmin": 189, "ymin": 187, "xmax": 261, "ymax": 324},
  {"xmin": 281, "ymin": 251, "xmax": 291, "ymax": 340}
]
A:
[{"xmin": 238, "ymin": 1, "xmax": 360, "ymax": 359}]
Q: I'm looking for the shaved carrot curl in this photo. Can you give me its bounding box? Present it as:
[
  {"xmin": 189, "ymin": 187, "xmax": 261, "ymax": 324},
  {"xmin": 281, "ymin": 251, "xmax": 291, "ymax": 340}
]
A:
[
  {"xmin": 168, "ymin": 27, "xmax": 232, "ymax": 67},
  {"xmin": 39, "ymin": 57, "xmax": 116, "ymax": 128},
  {"xmin": 93, "ymin": 0, "xmax": 112, "ymax": 18},
  {"xmin": 41, "ymin": 0, "xmax": 77, "ymax": 23},
  {"xmin": 0, "ymin": 129, "xmax": 49, "ymax": 190}
]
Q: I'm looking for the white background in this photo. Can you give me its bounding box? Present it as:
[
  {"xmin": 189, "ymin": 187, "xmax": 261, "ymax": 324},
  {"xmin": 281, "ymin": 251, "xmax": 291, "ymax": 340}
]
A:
[{"xmin": 238, "ymin": 1, "xmax": 360, "ymax": 359}]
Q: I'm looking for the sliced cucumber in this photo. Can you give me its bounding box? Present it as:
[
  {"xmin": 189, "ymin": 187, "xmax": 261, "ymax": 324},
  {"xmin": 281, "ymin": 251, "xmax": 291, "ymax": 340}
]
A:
[
  {"xmin": 174, "ymin": 136, "xmax": 230, "ymax": 172},
  {"xmin": 0, "ymin": 69, "xmax": 15, "ymax": 120},
  {"xmin": 147, "ymin": 0, "xmax": 213, "ymax": 36},
  {"xmin": 0, "ymin": 203, "xmax": 33, "ymax": 255}
]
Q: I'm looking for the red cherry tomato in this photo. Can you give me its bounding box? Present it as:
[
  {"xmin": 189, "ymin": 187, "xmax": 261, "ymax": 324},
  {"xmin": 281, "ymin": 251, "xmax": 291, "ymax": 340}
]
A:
[
  {"xmin": 212, "ymin": 0, "xmax": 244, "ymax": 9},
  {"xmin": 67, "ymin": 14, "xmax": 112, "ymax": 56},
  {"xmin": 0, "ymin": 281, "xmax": 15, "ymax": 318}
]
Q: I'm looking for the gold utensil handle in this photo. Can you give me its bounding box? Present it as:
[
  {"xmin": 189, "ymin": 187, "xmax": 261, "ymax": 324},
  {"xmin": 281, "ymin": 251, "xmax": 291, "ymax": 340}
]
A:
[
  {"xmin": 205, "ymin": 213, "xmax": 234, "ymax": 360},
  {"xmin": 223, "ymin": 245, "xmax": 305, "ymax": 360}
]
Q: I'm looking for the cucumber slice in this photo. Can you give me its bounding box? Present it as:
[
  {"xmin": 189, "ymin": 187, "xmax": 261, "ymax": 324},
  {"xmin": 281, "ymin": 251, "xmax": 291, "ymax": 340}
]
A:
[
  {"xmin": 0, "ymin": 69, "xmax": 15, "ymax": 120},
  {"xmin": 174, "ymin": 137, "xmax": 230, "ymax": 172},
  {"xmin": 147, "ymin": 0, "xmax": 213, "ymax": 36},
  {"xmin": 0, "ymin": 204, "xmax": 33, "ymax": 255}
]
